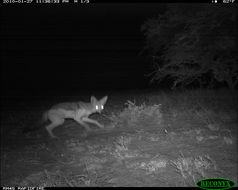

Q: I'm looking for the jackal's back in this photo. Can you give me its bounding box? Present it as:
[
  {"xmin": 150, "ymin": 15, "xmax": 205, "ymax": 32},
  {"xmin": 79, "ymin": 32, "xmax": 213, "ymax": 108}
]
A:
[{"xmin": 50, "ymin": 102, "xmax": 92, "ymax": 111}]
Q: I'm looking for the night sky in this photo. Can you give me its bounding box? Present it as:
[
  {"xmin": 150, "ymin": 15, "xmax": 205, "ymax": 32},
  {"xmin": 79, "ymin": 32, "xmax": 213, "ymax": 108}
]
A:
[{"xmin": 1, "ymin": 4, "xmax": 166, "ymax": 97}]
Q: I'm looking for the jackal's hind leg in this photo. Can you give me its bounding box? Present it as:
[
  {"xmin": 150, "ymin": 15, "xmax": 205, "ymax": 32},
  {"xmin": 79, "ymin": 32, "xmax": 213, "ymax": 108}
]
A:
[{"xmin": 45, "ymin": 118, "xmax": 64, "ymax": 138}]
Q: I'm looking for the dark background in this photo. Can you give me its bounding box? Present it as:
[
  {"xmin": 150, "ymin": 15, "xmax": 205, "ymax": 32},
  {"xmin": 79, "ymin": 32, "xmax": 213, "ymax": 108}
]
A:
[{"xmin": 1, "ymin": 4, "xmax": 167, "ymax": 98}]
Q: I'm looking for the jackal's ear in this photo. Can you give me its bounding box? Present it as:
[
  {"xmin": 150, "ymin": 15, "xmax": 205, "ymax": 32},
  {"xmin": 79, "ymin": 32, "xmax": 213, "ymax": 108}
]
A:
[
  {"xmin": 100, "ymin": 96, "xmax": 108, "ymax": 105},
  {"xmin": 91, "ymin": 96, "xmax": 97, "ymax": 103}
]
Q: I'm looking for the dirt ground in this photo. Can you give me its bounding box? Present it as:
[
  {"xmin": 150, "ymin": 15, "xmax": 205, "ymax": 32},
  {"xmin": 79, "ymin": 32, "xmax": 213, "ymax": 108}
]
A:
[{"xmin": 1, "ymin": 90, "xmax": 237, "ymax": 187}]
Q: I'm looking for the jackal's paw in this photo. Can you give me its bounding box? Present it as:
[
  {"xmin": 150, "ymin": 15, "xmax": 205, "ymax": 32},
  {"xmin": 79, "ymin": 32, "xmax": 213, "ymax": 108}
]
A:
[{"xmin": 104, "ymin": 123, "xmax": 115, "ymax": 130}]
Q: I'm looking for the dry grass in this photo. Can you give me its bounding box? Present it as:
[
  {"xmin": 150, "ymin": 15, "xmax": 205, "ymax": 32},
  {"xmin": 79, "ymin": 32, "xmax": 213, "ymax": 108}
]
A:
[{"xmin": 1, "ymin": 88, "xmax": 237, "ymax": 187}]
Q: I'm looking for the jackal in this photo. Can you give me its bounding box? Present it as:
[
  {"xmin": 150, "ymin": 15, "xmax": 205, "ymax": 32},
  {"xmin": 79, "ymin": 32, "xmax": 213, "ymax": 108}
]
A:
[{"xmin": 43, "ymin": 96, "xmax": 108, "ymax": 138}]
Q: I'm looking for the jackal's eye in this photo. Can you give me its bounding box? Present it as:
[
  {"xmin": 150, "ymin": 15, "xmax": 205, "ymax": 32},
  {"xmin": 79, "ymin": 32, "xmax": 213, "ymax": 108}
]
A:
[
  {"xmin": 96, "ymin": 105, "xmax": 99, "ymax": 110},
  {"xmin": 101, "ymin": 105, "xmax": 104, "ymax": 109}
]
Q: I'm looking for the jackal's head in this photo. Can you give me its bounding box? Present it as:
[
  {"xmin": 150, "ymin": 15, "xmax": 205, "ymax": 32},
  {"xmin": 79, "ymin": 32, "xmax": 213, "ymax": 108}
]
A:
[{"xmin": 91, "ymin": 95, "xmax": 108, "ymax": 113}]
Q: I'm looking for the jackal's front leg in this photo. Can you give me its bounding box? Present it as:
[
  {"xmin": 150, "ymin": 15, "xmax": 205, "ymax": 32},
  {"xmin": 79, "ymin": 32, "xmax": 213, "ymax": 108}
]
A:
[
  {"xmin": 75, "ymin": 118, "xmax": 92, "ymax": 131},
  {"xmin": 82, "ymin": 117, "xmax": 104, "ymax": 129}
]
